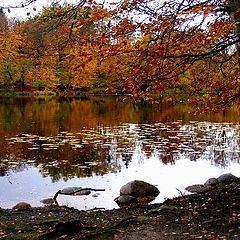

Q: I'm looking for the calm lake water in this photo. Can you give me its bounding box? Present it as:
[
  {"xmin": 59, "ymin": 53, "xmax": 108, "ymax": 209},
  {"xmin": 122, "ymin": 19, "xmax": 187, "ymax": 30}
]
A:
[{"xmin": 0, "ymin": 96, "xmax": 239, "ymax": 210}]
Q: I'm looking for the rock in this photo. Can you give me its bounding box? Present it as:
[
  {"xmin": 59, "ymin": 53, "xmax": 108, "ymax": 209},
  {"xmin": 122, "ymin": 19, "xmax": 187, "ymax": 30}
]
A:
[
  {"xmin": 186, "ymin": 174, "xmax": 240, "ymax": 194},
  {"xmin": 59, "ymin": 187, "xmax": 91, "ymax": 196},
  {"xmin": 74, "ymin": 190, "xmax": 91, "ymax": 196},
  {"xmin": 120, "ymin": 180, "xmax": 160, "ymax": 197},
  {"xmin": 217, "ymin": 173, "xmax": 239, "ymax": 184},
  {"xmin": 41, "ymin": 198, "xmax": 57, "ymax": 205},
  {"xmin": 134, "ymin": 195, "xmax": 156, "ymax": 204},
  {"xmin": 185, "ymin": 184, "xmax": 212, "ymax": 193},
  {"xmin": 114, "ymin": 195, "xmax": 156, "ymax": 207},
  {"xmin": 148, "ymin": 205, "xmax": 178, "ymax": 214},
  {"xmin": 114, "ymin": 195, "xmax": 137, "ymax": 206},
  {"xmin": 12, "ymin": 202, "xmax": 31, "ymax": 210},
  {"xmin": 204, "ymin": 178, "xmax": 219, "ymax": 186},
  {"xmin": 92, "ymin": 193, "xmax": 100, "ymax": 198},
  {"xmin": 115, "ymin": 180, "xmax": 160, "ymax": 207},
  {"xmin": 60, "ymin": 187, "xmax": 83, "ymax": 195}
]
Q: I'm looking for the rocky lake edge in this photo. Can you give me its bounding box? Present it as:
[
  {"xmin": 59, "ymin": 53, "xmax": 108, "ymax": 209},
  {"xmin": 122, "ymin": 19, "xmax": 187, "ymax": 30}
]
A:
[{"xmin": 1, "ymin": 174, "xmax": 240, "ymax": 239}]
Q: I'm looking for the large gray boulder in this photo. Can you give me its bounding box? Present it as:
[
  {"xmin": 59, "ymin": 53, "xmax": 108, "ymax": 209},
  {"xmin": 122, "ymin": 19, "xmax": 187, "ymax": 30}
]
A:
[
  {"xmin": 115, "ymin": 180, "xmax": 160, "ymax": 207},
  {"xmin": 120, "ymin": 180, "xmax": 160, "ymax": 197}
]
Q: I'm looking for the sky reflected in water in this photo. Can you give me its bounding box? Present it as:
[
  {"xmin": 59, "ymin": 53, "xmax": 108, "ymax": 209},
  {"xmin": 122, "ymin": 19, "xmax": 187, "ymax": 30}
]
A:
[{"xmin": 0, "ymin": 97, "xmax": 239, "ymax": 210}]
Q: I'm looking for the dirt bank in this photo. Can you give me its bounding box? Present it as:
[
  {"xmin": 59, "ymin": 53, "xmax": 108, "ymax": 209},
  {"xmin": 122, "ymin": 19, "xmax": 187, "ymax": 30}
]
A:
[{"xmin": 0, "ymin": 182, "xmax": 240, "ymax": 240}]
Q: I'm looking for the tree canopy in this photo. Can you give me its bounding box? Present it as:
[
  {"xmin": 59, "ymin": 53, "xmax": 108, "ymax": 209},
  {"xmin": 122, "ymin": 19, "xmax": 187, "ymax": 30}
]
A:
[{"xmin": 0, "ymin": 0, "xmax": 239, "ymax": 110}]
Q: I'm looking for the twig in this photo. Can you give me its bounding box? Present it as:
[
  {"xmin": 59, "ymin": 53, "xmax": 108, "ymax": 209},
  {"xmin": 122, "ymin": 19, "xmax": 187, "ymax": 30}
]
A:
[{"xmin": 176, "ymin": 188, "xmax": 184, "ymax": 197}]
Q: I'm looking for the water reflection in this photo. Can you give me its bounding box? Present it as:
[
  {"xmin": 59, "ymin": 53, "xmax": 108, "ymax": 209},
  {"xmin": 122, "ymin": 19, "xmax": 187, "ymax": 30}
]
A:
[
  {"xmin": 3, "ymin": 122, "xmax": 239, "ymax": 178},
  {"xmin": 0, "ymin": 97, "xmax": 239, "ymax": 209}
]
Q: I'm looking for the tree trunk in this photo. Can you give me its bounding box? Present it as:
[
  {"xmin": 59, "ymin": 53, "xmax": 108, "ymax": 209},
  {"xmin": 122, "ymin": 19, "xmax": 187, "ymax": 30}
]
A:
[
  {"xmin": 227, "ymin": 0, "xmax": 240, "ymax": 64},
  {"xmin": 0, "ymin": 8, "xmax": 8, "ymax": 32}
]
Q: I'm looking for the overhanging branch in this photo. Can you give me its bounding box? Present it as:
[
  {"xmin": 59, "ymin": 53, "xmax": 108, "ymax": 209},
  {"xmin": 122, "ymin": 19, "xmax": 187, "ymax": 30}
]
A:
[
  {"xmin": 0, "ymin": 0, "xmax": 36, "ymax": 9},
  {"xmin": 165, "ymin": 38, "xmax": 240, "ymax": 59}
]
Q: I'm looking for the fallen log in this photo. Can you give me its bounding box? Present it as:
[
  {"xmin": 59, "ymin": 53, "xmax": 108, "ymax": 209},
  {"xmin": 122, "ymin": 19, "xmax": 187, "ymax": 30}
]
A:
[{"xmin": 53, "ymin": 187, "xmax": 105, "ymax": 200}]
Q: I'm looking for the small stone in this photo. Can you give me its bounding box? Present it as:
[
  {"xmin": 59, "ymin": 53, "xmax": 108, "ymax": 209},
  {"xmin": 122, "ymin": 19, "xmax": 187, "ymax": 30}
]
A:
[
  {"xmin": 185, "ymin": 184, "xmax": 211, "ymax": 193},
  {"xmin": 12, "ymin": 202, "xmax": 31, "ymax": 210},
  {"xmin": 40, "ymin": 198, "xmax": 56, "ymax": 205},
  {"xmin": 92, "ymin": 193, "xmax": 100, "ymax": 198},
  {"xmin": 114, "ymin": 195, "xmax": 137, "ymax": 206}
]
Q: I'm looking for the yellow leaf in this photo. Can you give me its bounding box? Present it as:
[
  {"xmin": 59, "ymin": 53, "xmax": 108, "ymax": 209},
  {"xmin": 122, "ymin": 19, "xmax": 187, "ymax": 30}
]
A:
[{"xmin": 121, "ymin": 0, "xmax": 129, "ymax": 10}]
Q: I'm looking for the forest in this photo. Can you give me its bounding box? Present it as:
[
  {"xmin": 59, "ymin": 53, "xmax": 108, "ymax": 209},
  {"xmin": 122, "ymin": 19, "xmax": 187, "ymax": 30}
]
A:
[{"xmin": 0, "ymin": 0, "xmax": 239, "ymax": 110}]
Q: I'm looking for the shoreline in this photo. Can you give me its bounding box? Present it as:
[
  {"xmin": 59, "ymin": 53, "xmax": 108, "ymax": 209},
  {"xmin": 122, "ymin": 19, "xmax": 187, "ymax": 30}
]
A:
[{"xmin": 1, "ymin": 181, "xmax": 240, "ymax": 239}]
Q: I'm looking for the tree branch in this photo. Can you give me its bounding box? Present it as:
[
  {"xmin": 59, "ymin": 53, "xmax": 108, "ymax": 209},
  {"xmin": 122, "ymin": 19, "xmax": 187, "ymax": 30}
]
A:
[
  {"xmin": 165, "ymin": 38, "xmax": 240, "ymax": 59},
  {"xmin": 0, "ymin": 0, "xmax": 37, "ymax": 9}
]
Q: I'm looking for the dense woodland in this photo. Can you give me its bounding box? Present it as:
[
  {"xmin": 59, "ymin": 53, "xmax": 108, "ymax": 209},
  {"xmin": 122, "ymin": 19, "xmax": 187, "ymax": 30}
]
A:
[{"xmin": 0, "ymin": 0, "xmax": 239, "ymax": 109}]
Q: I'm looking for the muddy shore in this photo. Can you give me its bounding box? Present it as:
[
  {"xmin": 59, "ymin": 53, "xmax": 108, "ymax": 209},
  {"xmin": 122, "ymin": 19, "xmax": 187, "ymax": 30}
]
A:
[{"xmin": 1, "ymin": 182, "xmax": 240, "ymax": 240}]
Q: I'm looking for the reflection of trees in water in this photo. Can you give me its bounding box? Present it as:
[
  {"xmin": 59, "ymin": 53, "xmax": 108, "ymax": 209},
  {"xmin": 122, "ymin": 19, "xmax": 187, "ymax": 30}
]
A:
[
  {"xmin": 106, "ymin": 122, "xmax": 240, "ymax": 168},
  {"xmin": 178, "ymin": 123, "xmax": 240, "ymax": 167},
  {"xmin": 0, "ymin": 160, "xmax": 29, "ymax": 177},
  {"xmin": 34, "ymin": 145, "xmax": 115, "ymax": 182},
  {"xmin": 1, "ymin": 137, "xmax": 114, "ymax": 180},
  {"xmin": 202, "ymin": 125, "xmax": 240, "ymax": 167},
  {"xmin": 0, "ymin": 163, "xmax": 8, "ymax": 176},
  {"xmin": 0, "ymin": 97, "xmax": 239, "ymax": 178},
  {"xmin": 1, "ymin": 122, "xmax": 239, "ymax": 179}
]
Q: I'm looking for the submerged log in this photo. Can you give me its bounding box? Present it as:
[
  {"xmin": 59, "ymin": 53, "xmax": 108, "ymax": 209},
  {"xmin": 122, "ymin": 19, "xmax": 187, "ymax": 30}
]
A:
[{"xmin": 53, "ymin": 187, "xmax": 105, "ymax": 200}]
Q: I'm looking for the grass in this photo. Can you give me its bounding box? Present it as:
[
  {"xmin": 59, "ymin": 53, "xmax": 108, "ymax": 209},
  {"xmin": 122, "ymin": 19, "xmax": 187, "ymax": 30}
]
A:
[
  {"xmin": 0, "ymin": 91, "xmax": 31, "ymax": 97},
  {"xmin": 33, "ymin": 90, "xmax": 57, "ymax": 97}
]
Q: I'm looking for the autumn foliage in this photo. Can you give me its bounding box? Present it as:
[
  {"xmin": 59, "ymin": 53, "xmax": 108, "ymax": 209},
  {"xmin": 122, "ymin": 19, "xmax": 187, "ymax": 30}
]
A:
[{"xmin": 0, "ymin": 0, "xmax": 239, "ymax": 109}]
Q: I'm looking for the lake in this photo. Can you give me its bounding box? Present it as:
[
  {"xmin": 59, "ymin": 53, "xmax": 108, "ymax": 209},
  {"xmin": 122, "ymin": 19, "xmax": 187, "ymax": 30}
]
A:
[{"xmin": 0, "ymin": 96, "xmax": 239, "ymax": 210}]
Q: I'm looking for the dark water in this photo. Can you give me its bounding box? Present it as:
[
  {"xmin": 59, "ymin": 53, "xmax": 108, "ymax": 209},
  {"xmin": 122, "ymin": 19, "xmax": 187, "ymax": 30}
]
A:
[{"xmin": 0, "ymin": 96, "xmax": 239, "ymax": 210}]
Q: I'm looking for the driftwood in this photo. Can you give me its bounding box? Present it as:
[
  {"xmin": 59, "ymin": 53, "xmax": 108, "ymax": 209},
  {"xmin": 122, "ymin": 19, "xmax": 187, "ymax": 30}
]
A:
[{"xmin": 53, "ymin": 187, "xmax": 105, "ymax": 200}]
